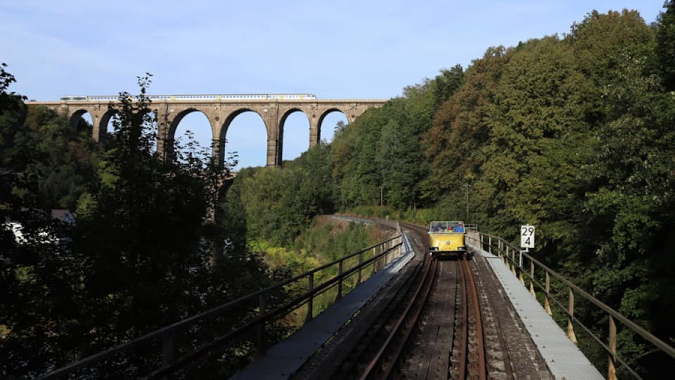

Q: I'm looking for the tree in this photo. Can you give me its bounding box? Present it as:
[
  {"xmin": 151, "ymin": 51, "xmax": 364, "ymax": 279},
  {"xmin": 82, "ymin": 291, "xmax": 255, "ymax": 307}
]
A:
[
  {"xmin": 72, "ymin": 75, "xmax": 227, "ymax": 344},
  {"xmin": 0, "ymin": 63, "xmax": 29, "ymax": 174},
  {"xmin": 431, "ymin": 64, "xmax": 465, "ymax": 113},
  {"xmin": 423, "ymin": 46, "xmax": 509, "ymax": 208},
  {"xmin": 655, "ymin": 0, "xmax": 675, "ymax": 90},
  {"xmin": 234, "ymin": 143, "xmax": 334, "ymax": 246},
  {"xmin": 23, "ymin": 106, "xmax": 99, "ymax": 210},
  {"xmin": 2, "ymin": 72, "xmax": 279, "ymax": 378},
  {"xmin": 0, "ymin": 64, "xmax": 89, "ymax": 379}
]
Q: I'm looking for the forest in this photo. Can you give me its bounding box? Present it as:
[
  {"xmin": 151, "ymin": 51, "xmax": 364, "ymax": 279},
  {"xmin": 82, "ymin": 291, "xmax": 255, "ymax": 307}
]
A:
[
  {"xmin": 2, "ymin": 2, "xmax": 675, "ymax": 378},
  {"xmin": 226, "ymin": 4, "xmax": 675, "ymax": 376}
]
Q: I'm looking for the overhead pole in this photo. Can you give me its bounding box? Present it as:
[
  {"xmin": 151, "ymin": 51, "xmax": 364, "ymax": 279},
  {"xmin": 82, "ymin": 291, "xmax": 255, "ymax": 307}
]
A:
[{"xmin": 464, "ymin": 184, "xmax": 471, "ymax": 222}]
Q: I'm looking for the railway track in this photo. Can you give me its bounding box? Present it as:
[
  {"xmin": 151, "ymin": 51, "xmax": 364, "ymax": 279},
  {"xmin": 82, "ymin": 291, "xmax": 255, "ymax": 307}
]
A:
[
  {"xmin": 318, "ymin": 223, "xmax": 436, "ymax": 380},
  {"xmin": 451, "ymin": 257, "xmax": 487, "ymax": 380},
  {"xmin": 294, "ymin": 222, "xmax": 552, "ymax": 380}
]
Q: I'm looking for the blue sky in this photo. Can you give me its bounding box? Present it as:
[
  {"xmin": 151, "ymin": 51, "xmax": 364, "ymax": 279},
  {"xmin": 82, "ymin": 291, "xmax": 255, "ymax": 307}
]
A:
[{"xmin": 0, "ymin": 0, "xmax": 665, "ymax": 169}]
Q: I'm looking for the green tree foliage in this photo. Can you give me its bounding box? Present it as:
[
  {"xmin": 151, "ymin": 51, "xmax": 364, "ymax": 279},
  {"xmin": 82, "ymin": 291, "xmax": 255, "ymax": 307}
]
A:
[
  {"xmin": 479, "ymin": 36, "xmax": 587, "ymax": 250},
  {"xmin": 1, "ymin": 72, "xmax": 279, "ymax": 378},
  {"xmin": 0, "ymin": 63, "xmax": 98, "ymax": 211},
  {"xmin": 330, "ymin": 67, "xmax": 464, "ymax": 211},
  {"xmin": 654, "ymin": 1, "xmax": 675, "ymax": 90},
  {"xmin": 423, "ymin": 47, "xmax": 505, "ymax": 209},
  {"xmin": 23, "ymin": 106, "xmax": 99, "ymax": 210},
  {"xmin": 71, "ymin": 76, "xmax": 220, "ymax": 343},
  {"xmin": 568, "ymin": 9, "xmax": 655, "ymax": 126},
  {"xmin": 430, "ymin": 64, "xmax": 465, "ymax": 113},
  {"xmin": 0, "ymin": 64, "xmax": 91, "ymax": 378},
  {"xmin": 0, "ymin": 63, "xmax": 29, "ymax": 173},
  {"xmin": 233, "ymin": 143, "xmax": 334, "ymax": 246},
  {"xmin": 294, "ymin": 218, "xmax": 376, "ymax": 264},
  {"xmin": 330, "ymin": 109, "xmax": 381, "ymax": 208}
]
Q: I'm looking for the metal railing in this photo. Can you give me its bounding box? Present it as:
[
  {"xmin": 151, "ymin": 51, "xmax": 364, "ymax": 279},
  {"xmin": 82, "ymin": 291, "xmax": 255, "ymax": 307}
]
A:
[
  {"xmin": 465, "ymin": 224, "xmax": 478, "ymax": 232},
  {"xmin": 40, "ymin": 234, "xmax": 405, "ymax": 379},
  {"xmin": 466, "ymin": 231, "xmax": 675, "ymax": 380}
]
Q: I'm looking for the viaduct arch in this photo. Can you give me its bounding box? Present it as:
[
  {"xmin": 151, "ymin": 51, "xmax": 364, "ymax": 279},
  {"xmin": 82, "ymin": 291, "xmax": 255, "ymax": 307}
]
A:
[{"xmin": 28, "ymin": 96, "xmax": 386, "ymax": 167}]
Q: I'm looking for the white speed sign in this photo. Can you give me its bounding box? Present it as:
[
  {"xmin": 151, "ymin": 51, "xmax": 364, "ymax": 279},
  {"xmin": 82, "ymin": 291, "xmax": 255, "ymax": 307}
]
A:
[{"xmin": 521, "ymin": 225, "xmax": 535, "ymax": 248}]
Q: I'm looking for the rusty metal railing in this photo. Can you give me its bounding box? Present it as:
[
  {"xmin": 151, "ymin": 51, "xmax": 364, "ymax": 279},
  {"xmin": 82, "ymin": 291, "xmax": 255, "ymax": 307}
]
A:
[
  {"xmin": 465, "ymin": 224, "xmax": 478, "ymax": 232},
  {"xmin": 40, "ymin": 234, "xmax": 404, "ymax": 379},
  {"xmin": 466, "ymin": 232, "xmax": 675, "ymax": 380}
]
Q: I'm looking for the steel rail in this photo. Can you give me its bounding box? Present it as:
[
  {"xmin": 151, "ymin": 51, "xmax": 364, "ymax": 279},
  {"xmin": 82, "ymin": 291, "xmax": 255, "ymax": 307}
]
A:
[
  {"xmin": 461, "ymin": 258, "xmax": 487, "ymax": 380},
  {"xmin": 358, "ymin": 225, "xmax": 435, "ymax": 380},
  {"xmin": 457, "ymin": 260, "xmax": 469, "ymax": 379}
]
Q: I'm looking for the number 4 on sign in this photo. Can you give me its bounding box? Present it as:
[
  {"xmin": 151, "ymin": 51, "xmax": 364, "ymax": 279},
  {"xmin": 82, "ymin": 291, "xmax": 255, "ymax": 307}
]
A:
[{"xmin": 521, "ymin": 225, "xmax": 535, "ymax": 248}]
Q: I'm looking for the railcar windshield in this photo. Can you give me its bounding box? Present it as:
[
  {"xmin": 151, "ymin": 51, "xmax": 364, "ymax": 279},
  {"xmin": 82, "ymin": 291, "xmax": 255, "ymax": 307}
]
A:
[{"xmin": 429, "ymin": 221, "xmax": 465, "ymax": 233}]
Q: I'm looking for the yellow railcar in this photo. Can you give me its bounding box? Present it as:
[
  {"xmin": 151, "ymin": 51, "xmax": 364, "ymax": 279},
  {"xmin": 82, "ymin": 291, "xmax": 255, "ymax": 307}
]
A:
[{"xmin": 428, "ymin": 221, "xmax": 468, "ymax": 258}]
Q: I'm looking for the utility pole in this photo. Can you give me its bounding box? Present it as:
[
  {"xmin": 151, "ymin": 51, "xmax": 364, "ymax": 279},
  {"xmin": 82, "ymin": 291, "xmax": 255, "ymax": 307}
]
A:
[
  {"xmin": 464, "ymin": 184, "xmax": 471, "ymax": 222},
  {"xmin": 380, "ymin": 186, "xmax": 384, "ymax": 207}
]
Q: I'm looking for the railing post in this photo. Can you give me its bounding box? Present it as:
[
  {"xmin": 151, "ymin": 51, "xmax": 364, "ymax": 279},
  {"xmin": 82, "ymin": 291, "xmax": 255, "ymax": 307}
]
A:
[
  {"xmin": 529, "ymin": 261, "xmax": 536, "ymax": 297},
  {"xmin": 381, "ymin": 241, "xmax": 387, "ymax": 269},
  {"xmin": 545, "ymin": 272, "xmax": 552, "ymax": 316},
  {"xmin": 381, "ymin": 241, "xmax": 386, "ymax": 268},
  {"xmin": 608, "ymin": 316, "xmax": 617, "ymax": 380},
  {"xmin": 380, "ymin": 241, "xmax": 386, "ymax": 270},
  {"xmin": 162, "ymin": 332, "xmax": 175, "ymax": 366},
  {"xmin": 568, "ymin": 288, "xmax": 578, "ymax": 345},
  {"xmin": 372, "ymin": 246, "xmax": 378, "ymax": 274},
  {"xmin": 390, "ymin": 240, "xmax": 394, "ymax": 263},
  {"xmin": 337, "ymin": 260, "xmax": 343, "ymax": 300},
  {"xmin": 489, "ymin": 236, "xmax": 492, "ymax": 255},
  {"xmin": 505, "ymin": 245, "xmax": 509, "ymax": 266},
  {"xmin": 257, "ymin": 293, "xmax": 267, "ymax": 356},
  {"xmin": 305, "ymin": 273, "xmax": 314, "ymax": 323},
  {"xmin": 357, "ymin": 251, "xmax": 363, "ymax": 285},
  {"xmin": 511, "ymin": 249, "xmax": 517, "ymax": 276}
]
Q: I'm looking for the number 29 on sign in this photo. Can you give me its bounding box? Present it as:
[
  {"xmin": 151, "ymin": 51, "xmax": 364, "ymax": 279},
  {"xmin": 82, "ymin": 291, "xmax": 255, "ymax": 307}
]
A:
[{"xmin": 521, "ymin": 225, "xmax": 535, "ymax": 248}]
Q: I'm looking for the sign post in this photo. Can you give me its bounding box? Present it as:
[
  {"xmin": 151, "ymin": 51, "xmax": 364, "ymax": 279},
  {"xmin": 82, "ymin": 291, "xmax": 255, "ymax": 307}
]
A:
[{"xmin": 520, "ymin": 225, "xmax": 535, "ymax": 267}]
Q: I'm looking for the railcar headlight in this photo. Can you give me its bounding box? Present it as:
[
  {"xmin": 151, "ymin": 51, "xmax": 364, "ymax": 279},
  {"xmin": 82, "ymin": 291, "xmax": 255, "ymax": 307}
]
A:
[{"xmin": 446, "ymin": 241, "xmax": 451, "ymax": 245}]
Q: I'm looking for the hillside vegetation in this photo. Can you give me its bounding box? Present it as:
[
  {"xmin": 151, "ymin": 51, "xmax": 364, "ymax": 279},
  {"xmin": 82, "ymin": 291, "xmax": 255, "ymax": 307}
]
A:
[{"xmin": 230, "ymin": 5, "xmax": 675, "ymax": 376}]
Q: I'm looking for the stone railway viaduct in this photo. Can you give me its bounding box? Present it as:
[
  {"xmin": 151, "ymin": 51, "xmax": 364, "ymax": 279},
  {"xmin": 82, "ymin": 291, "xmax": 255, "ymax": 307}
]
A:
[{"xmin": 27, "ymin": 96, "xmax": 387, "ymax": 167}]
